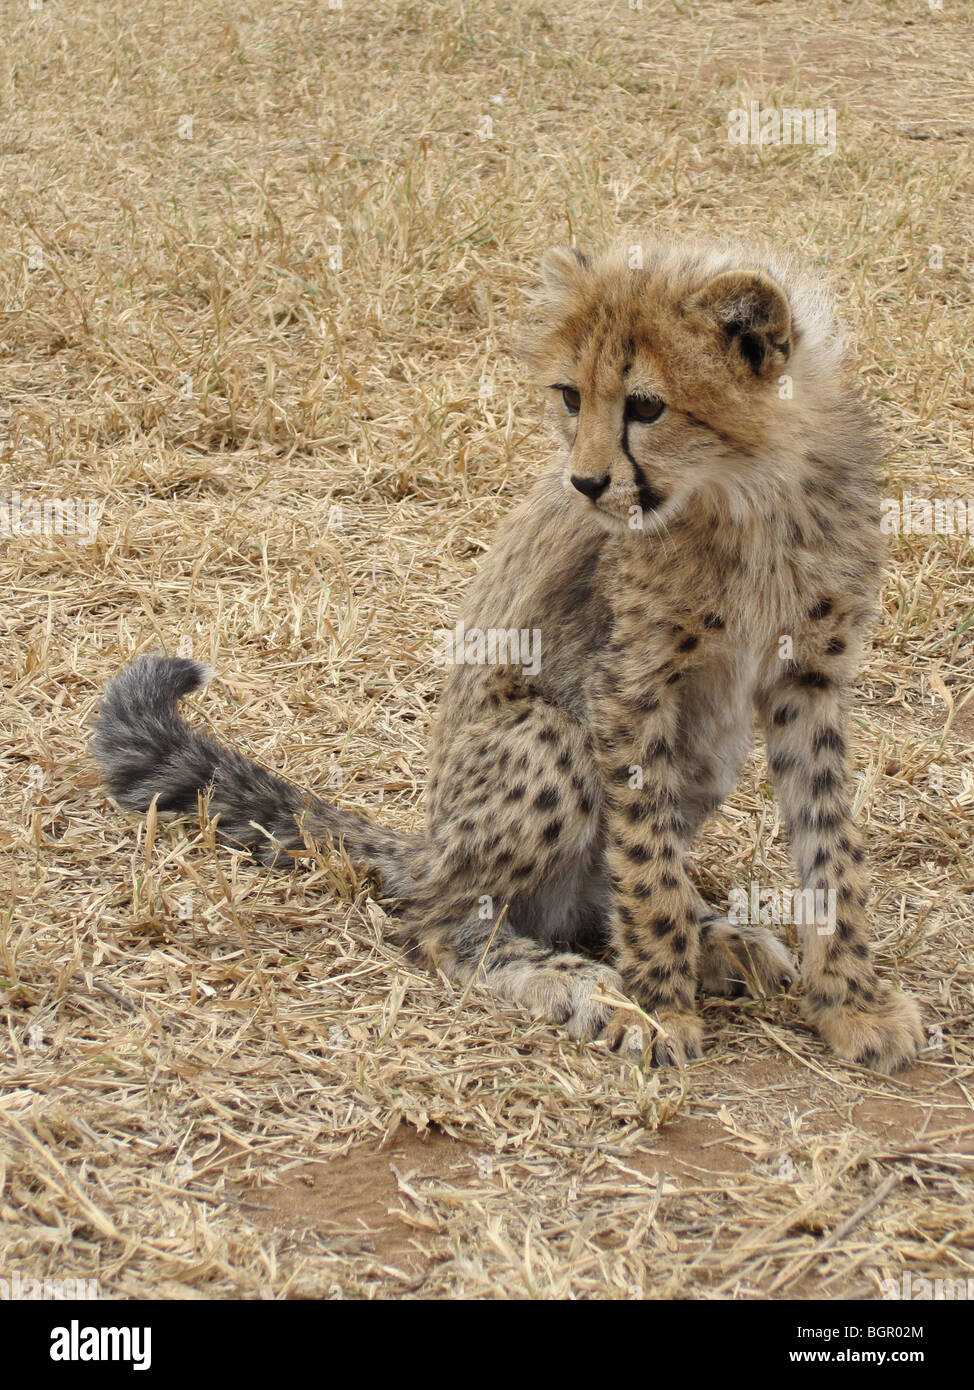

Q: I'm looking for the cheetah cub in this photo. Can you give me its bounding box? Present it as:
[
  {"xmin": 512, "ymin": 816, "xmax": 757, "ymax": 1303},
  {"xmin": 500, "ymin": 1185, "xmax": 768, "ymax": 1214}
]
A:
[{"xmin": 94, "ymin": 236, "xmax": 923, "ymax": 1074}]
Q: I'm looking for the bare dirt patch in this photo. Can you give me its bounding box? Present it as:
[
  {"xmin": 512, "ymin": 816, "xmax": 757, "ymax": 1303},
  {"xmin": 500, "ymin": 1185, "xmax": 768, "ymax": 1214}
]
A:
[{"xmin": 240, "ymin": 1126, "xmax": 469, "ymax": 1273}]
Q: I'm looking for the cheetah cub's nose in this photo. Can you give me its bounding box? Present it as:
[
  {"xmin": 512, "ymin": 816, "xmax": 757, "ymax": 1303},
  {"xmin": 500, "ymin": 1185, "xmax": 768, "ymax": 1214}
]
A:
[{"xmin": 570, "ymin": 473, "xmax": 610, "ymax": 500}]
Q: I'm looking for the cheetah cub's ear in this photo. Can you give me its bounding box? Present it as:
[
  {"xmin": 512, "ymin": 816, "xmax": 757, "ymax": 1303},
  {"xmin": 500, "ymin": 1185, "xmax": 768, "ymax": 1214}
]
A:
[
  {"xmin": 685, "ymin": 269, "xmax": 792, "ymax": 379},
  {"xmin": 519, "ymin": 246, "xmax": 592, "ymax": 380},
  {"xmin": 539, "ymin": 244, "xmax": 591, "ymax": 294}
]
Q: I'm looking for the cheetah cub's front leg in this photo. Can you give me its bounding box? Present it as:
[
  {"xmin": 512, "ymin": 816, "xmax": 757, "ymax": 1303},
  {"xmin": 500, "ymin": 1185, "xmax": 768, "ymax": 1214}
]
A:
[
  {"xmin": 759, "ymin": 612, "xmax": 923, "ymax": 1074},
  {"xmin": 590, "ymin": 616, "xmax": 716, "ymax": 1066}
]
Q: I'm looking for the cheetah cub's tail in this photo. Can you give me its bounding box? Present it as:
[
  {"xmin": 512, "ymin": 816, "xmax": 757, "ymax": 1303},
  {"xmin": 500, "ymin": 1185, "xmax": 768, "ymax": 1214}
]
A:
[{"xmin": 92, "ymin": 654, "xmax": 419, "ymax": 893}]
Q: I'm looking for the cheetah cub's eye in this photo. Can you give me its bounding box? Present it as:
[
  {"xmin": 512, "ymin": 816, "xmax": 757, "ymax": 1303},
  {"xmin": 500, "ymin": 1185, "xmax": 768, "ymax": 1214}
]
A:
[
  {"xmin": 625, "ymin": 394, "xmax": 665, "ymax": 424},
  {"xmin": 554, "ymin": 385, "xmax": 581, "ymax": 414}
]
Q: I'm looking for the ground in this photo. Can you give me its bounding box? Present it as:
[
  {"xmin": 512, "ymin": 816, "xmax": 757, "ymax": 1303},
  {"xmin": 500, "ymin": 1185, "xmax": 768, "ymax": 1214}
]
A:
[{"xmin": 0, "ymin": 0, "xmax": 972, "ymax": 1300}]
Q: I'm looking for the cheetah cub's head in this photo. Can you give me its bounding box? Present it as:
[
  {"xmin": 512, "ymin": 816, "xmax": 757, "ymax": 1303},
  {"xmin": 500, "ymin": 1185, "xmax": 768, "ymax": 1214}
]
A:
[{"xmin": 520, "ymin": 237, "xmax": 840, "ymax": 532}]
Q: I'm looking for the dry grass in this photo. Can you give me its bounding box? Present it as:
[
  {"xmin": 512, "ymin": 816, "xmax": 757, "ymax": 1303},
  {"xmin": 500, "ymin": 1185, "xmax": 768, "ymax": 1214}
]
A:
[{"xmin": 1, "ymin": 0, "xmax": 972, "ymax": 1300}]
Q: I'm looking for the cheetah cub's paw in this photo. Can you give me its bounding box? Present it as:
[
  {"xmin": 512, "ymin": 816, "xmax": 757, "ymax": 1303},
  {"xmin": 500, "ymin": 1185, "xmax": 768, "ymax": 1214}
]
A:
[
  {"xmin": 698, "ymin": 919, "xmax": 796, "ymax": 999},
  {"xmin": 604, "ymin": 1008, "xmax": 704, "ymax": 1067},
  {"xmin": 516, "ymin": 955, "xmax": 622, "ymax": 1042},
  {"xmin": 804, "ymin": 982, "xmax": 923, "ymax": 1075}
]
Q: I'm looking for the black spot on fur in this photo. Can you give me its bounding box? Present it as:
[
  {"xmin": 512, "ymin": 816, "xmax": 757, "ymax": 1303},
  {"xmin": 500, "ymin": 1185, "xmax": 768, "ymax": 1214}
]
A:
[
  {"xmin": 811, "ymin": 769, "xmax": 837, "ymax": 797},
  {"xmin": 813, "ymin": 726, "xmax": 844, "ymax": 755}
]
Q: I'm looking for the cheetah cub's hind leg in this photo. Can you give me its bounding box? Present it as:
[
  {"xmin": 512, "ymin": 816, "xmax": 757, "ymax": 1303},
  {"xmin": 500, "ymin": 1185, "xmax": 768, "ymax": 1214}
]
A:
[{"xmin": 409, "ymin": 676, "xmax": 630, "ymax": 1047}]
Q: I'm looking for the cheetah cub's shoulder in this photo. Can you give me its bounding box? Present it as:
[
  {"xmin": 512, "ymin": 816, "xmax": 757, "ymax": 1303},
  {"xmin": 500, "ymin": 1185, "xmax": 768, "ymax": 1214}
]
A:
[{"xmin": 93, "ymin": 236, "xmax": 922, "ymax": 1075}]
